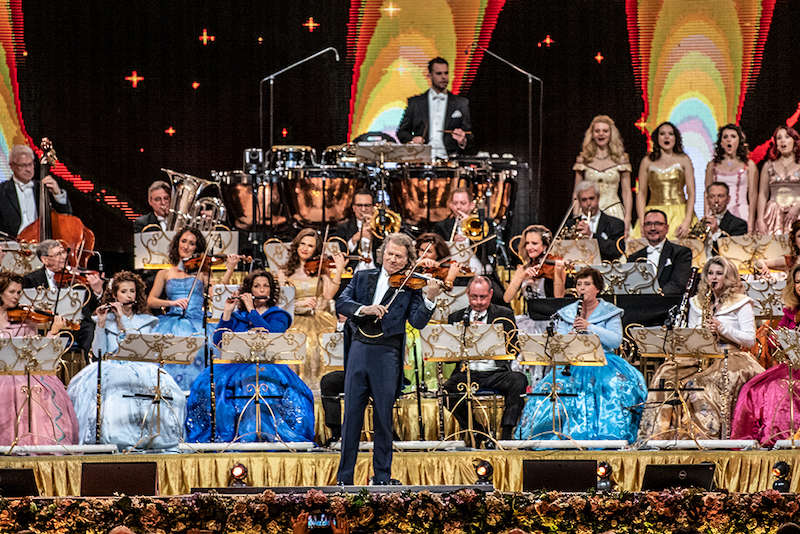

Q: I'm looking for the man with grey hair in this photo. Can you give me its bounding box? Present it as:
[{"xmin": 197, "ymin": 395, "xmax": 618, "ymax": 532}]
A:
[
  {"xmin": 0, "ymin": 144, "xmax": 71, "ymax": 239},
  {"xmin": 565, "ymin": 180, "xmax": 625, "ymax": 261},
  {"xmin": 133, "ymin": 180, "xmax": 171, "ymax": 233},
  {"xmin": 336, "ymin": 232, "xmax": 442, "ymax": 485}
]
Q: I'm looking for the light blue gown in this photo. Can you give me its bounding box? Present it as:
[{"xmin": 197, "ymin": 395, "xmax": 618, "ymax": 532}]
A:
[
  {"xmin": 153, "ymin": 277, "xmax": 208, "ymax": 390},
  {"xmin": 67, "ymin": 312, "xmax": 187, "ymax": 449},
  {"xmin": 515, "ymin": 300, "xmax": 647, "ymax": 442},
  {"xmin": 185, "ymin": 306, "xmax": 315, "ymax": 443}
]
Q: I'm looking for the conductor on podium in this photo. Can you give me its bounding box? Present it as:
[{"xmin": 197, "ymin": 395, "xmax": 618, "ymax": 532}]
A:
[{"xmin": 335, "ymin": 233, "xmax": 442, "ymax": 485}]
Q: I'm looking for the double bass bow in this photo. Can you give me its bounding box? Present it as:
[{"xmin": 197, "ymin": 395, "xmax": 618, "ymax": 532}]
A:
[{"xmin": 17, "ymin": 138, "xmax": 96, "ymax": 268}]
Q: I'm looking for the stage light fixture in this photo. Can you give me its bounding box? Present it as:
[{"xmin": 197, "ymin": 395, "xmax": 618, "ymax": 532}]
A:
[
  {"xmin": 229, "ymin": 463, "xmax": 249, "ymax": 487},
  {"xmin": 773, "ymin": 461, "xmax": 791, "ymax": 492},
  {"xmin": 596, "ymin": 461, "xmax": 612, "ymax": 491},
  {"xmin": 474, "ymin": 459, "xmax": 493, "ymax": 485}
]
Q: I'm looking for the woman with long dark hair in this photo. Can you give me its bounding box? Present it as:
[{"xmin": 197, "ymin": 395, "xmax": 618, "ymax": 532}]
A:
[
  {"xmin": 633, "ymin": 122, "xmax": 697, "ymax": 239},
  {"xmin": 757, "ymin": 125, "xmax": 800, "ymax": 235},
  {"xmin": 705, "ymin": 124, "xmax": 757, "ymax": 232}
]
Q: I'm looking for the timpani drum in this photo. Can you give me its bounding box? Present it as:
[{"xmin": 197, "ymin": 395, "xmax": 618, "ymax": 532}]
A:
[
  {"xmin": 267, "ymin": 145, "xmax": 316, "ymax": 169},
  {"xmin": 285, "ymin": 166, "xmax": 367, "ymax": 225},
  {"xmin": 459, "ymin": 165, "xmax": 517, "ymax": 221},
  {"xmin": 388, "ymin": 163, "xmax": 467, "ymax": 227},
  {"xmin": 215, "ymin": 170, "xmax": 288, "ymax": 230},
  {"xmin": 320, "ymin": 143, "xmax": 360, "ymax": 167}
]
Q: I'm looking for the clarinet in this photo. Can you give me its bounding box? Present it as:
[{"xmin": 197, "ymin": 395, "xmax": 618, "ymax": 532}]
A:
[
  {"xmin": 676, "ymin": 267, "xmax": 700, "ymax": 327},
  {"xmin": 95, "ymin": 351, "xmax": 102, "ymax": 444},
  {"xmin": 436, "ymin": 362, "xmax": 446, "ymax": 440}
]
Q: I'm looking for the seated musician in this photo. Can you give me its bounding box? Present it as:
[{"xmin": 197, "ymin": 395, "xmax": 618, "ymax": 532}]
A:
[
  {"xmin": 185, "ymin": 269, "xmax": 314, "ymax": 443},
  {"xmin": 626, "ymin": 209, "xmax": 692, "ymax": 295},
  {"xmin": 444, "ymin": 276, "xmax": 525, "ymax": 445},
  {"xmin": 756, "ymin": 220, "xmax": 800, "ymax": 275},
  {"xmin": 0, "ymin": 144, "xmax": 71, "ymax": 240},
  {"xmin": 638, "ymin": 256, "xmax": 764, "ymax": 441},
  {"xmin": 66, "ymin": 271, "xmax": 185, "ymax": 450},
  {"xmin": 133, "ymin": 181, "xmax": 171, "ymax": 233},
  {"xmin": 396, "ymin": 56, "xmax": 473, "ymax": 159},
  {"xmin": 23, "ymin": 239, "xmax": 104, "ymax": 353},
  {"xmin": 503, "ymin": 225, "xmax": 566, "ymax": 303},
  {"xmin": 704, "ymin": 181, "xmax": 747, "ymax": 256},
  {"xmin": 0, "ymin": 272, "xmax": 78, "ymax": 445},
  {"xmin": 516, "ymin": 267, "xmax": 647, "ymax": 442},
  {"xmin": 565, "ymin": 181, "xmax": 624, "ymax": 262},
  {"xmin": 333, "ymin": 188, "xmax": 382, "ymax": 273},
  {"xmin": 434, "ymin": 188, "xmax": 488, "ymax": 275},
  {"xmin": 731, "ymin": 264, "xmax": 800, "ymax": 445}
]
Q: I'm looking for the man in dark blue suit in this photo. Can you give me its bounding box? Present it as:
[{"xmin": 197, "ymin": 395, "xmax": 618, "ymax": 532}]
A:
[{"xmin": 335, "ymin": 233, "xmax": 442, "ymax": 485}]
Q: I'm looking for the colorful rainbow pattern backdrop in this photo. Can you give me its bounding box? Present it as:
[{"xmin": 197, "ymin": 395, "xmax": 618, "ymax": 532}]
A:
[
  {"xmin": 626, "ymin": 0, "xmax": 775, "ymax": 214},
  {"xmin": 346, "ymin": 0, "xmax": 506, "ymax": 140},
  {"xmin": 0, "ymin": 0, "xmax": 31, "ymax": 181}
]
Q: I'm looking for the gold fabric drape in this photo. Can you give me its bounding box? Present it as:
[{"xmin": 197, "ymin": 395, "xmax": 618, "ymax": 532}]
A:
[{"xmin": 3, "ymin": 448, "xmax": 800, "ymax": 496}]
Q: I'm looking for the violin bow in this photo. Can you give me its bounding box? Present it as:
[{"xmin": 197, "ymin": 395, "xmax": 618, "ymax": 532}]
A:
[
  {"xmin": 183, "ymin": 229, "xmax": 214, "ymax": 317},
  {"xmin": 435, "ymin": 234, "xmax": 496, "ymax": 266}
]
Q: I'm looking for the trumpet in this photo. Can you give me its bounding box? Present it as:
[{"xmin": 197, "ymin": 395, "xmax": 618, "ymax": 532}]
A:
[
  {"xmin": 460, "ymin": 211, "xmax": 490, "ymax": 242},
  {"xmin": 688, "ymin": 218, "xmax": 712, "ymax": 241},
  {"xmin": 370, "ymin": 204, "xmax": 401, "ymax": 239}
]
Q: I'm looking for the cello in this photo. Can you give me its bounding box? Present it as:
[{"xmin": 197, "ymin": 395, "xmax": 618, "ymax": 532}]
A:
[{"xmin": 17, "ymin": 138, "xmax": 96, "ymax": 268}]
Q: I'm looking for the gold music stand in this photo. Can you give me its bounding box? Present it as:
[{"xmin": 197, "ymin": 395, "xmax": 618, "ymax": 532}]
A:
[
  {"xmin": 629, "ymin": 326, "xmax": 725, "ymax": 445},
  {"xmin": 421, "ymin": 323, "xmax": 512, "ymax": 447},
  {"xmin": 0, "ymin": 335, "xmax": 70, "ymax": 451},
  {"xmin": 517, "ymin": 331, "xmax": 605, "ymax": 440},
  {"xmin": 718, "ymin": 234, "xmax": 790, "ymax": 275},
  {"xmin": 217, "ymin": 330, "xmax": 306, "ymax": 444},
  {"xmin": 112, "ymin": 333, "xmax": 202, "ymax": 449},
  {"xmin": 769, "ymin": 328, "xmax": 800, "ymax": 445}
]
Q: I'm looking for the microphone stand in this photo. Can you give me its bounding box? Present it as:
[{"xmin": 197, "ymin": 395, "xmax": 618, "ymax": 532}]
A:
[
  {"xmin": 259, "ymin": 47, "xmax": 340, "ymax": 149},
  {"xmin": 475, "ymin": 45, "xmax": 543, "ymax": 217}
]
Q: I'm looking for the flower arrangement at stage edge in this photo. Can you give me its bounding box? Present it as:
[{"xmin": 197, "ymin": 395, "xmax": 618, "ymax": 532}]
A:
[{"xmin": 0, "ymin": 488, "xmax": 796, "ymax": 533}]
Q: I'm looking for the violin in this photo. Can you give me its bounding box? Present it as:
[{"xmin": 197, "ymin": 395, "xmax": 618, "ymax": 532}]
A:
[
  {"xmin": 53, "ymin": 268, "xmax": 103, "ymax": 288},
  {"xmin": 529, "ymin": 254, "xmax": 565, "ymax": 280},
  {"xmin": 7, "ymin": 306, "xmax": 80, "ymax": 330},
  {"xmin": 388, "ymin": 268, "xmax": 452, "ymax": 290},
  {"xmin": 0, "ymin": 247, "xmax": 34, "ymax": 257},
  {"xmin": 184, "ymin": 254, "xmax": 227, "ymax": 273},
  {"xmin": 303, "ymin": 255, "xmax": 368, "ymax": 276}
]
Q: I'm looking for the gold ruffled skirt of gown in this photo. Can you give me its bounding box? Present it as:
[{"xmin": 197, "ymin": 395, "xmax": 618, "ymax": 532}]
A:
[{"xmin": 637, "ymin": 352, "xmax": 764, "ymax": 441}]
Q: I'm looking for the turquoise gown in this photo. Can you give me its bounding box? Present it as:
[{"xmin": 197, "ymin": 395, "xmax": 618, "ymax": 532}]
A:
[
  {"xmin": 514, "ymin": 299, "xmax": 647, "ymax": 442},
  {"xmin": 66, "ymin": 312, "xmax": 187, "ymax": 449},
  {"xmin": 153, "ymin": 277, "xmax": 208, "ymax": 390},
  {"xmin": 185, "ymin": 306, "xmax": 315, "ymax": 443}
]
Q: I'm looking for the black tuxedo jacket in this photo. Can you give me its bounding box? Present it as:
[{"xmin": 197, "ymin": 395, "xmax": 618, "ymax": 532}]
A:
[
  {"xmin": 627, "ymin": 240, "xmax": 692, "ymax": 296},
  {"xmin": 333, "ymin": 217, "xmax": 383, "ymax": 267},
  {"xmin": 711, "ymin": 210, "xmax": 747, "ymax": 255},
  {"xmin": 23, "ymin": 267, "xmax": 101, "ymax": 317},
  {"xmin": 0, "ymin": 179, "xmax": 72, "ymax": 239},
  {"xmin": 396, "ymin": 91, "xmax": 473, "ymax": 155},
  {"xmin": 447, "ymin": 303, "xmax": 518, "ymax": 369},
  {"xmin": 565, "ymin": 212, "xmax": 625, "ymax": 261},
  {"xmin": 133, "ymin": 212, "xmax": 161, "ymax": 233}
]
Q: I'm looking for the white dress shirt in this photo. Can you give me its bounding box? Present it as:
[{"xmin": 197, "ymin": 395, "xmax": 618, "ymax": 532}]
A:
[
  {"xmin": 13, "ymin": 177, "xmax": 67, "ymax": 234},
  {"xmin": 645, "ymin": 239, "xmax": 666, "ymax": 268},
  {"xmin": 45, "ymin": 268, "xmax": 57, "ymax": 291},
  {"xmin": 427, "ymin": 89, "xmax": 448, "ymax": 160},
  {"xmin": 586, "ymin": 211, "xmax": 600, "ymax": 236},
  {"xmin": 347, "ymin": 219, "xmax": 375, "ymax": 272},
  {"xmin": 467, "ymin": 308, "xmax": 497, "ymax": 371}
]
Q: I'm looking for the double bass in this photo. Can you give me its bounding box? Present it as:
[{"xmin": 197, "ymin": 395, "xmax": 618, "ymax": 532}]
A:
[{"xmin": 17, "ymin": 138, "xmax": 96, "ymax": 267}]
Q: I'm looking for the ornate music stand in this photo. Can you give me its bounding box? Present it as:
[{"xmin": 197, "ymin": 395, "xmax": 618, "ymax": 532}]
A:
[
  {"xmin": 517, "ymin": 332, "xmax": 605, "ymax": 440},
  {"xmin": 20, "ymin": 287, "xmax": 87, "ymax": 323},
  {"xmin": 718, "ymin": 234, "xmax": 790, "ymax": 274},
  {"xmin": 134, "ymin": 230, "xmax": 238, "ymax": 270},
  {"xmin": 550, "ymin": 238, "xmax": 601, "ymax": 266},
  {"xmin": 0, "ymin": 241, "xmax": 40, "ymax": 276},
  {"xmin": 629, "ymin": 326, "xmax": 725, "ymax": 444},
  {"xmin": 743, "ymin": 276, "xmax": 786, "ymax": 320},
  {"xmin": 217, "ymin": 331, "xmax": 306, "ymax": 443},
  {"xmin": 209, "ymin": 284, "xmax": 295, "ymax": 322},
  {"xmin": 591, "ymin": 262, "xmax": 660, "ymax": 296},
  {"xmin": 111, "ymin": 333, "xmax": 201, "ymax": 449},
  {"xmin": 421, "ymin": 323, "xmax": 512, "ymax": 447},
  {"xmin": 0, "ymin": 336, "xmax": 69, "ymax": 450}
]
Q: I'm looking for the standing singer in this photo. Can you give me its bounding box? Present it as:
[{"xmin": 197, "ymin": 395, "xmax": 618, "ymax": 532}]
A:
[{"xmin": 335, "ymin": 233, "xmax": 441, "ymax": 485}]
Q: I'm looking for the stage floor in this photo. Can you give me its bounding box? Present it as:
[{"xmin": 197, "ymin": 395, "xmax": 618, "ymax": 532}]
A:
[{"xmin": 2, "ymin": 446, "xmax": 798, "ymax": 496}]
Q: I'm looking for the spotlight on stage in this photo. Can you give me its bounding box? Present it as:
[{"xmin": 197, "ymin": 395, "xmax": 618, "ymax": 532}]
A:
[
  {"xmin": 596, "ymin": 461, "xmax": 612, "ymax": 491},
  {"xmin": 229, "ymin": 463, "xmax": 249, "ymax": 487},
  {"xmin": 773, "ymin": 461, "xmax": 791, "ymax": 492},
  {"xmin": 474, "ymin": 459, "xmax": 493, "ymax": 485}
]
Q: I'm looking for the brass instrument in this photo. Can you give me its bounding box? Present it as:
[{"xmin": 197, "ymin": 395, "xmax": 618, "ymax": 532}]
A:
[
  {"xmin": 701, "ymin": 286, "xmax": 714, "ymax": 326},
  {"xmin": 370, "ymin": 204, "xmax": 401, "ymax": 239},
  {"xmin": 161, "ymin": 168, "xmax": 226, "ymax": 231},
  {"xmin": 688, "ymin": 217, "xmax": 712, "ymax": 242},
  {"xmin": 460, "ymin": 210, "xmax": 490, "ymax": 242}
]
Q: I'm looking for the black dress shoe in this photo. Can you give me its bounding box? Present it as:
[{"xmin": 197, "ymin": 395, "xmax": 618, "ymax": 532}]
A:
[{"xmin": 388, "ymin": 478, "xmax": 402, "ymax": 485}]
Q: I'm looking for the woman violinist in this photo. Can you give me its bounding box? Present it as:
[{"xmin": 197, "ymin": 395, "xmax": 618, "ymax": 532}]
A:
[
  {"xmin": 503, "ymin": 224, "xmax": 566, "ymax": 303},
  {"xmin": 278, "ymin": 228, "xmax": 345, "ymax": 389},
  {"xmin": 146, "ymin": 226, "xmax": 210, "ymax": 390},
  {"xmin": 0, "ymin": 272, "xmax": 78, "ymax": 445}
]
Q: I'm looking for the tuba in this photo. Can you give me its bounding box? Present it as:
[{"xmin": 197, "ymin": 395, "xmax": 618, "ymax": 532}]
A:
[{"xmin": 162, "ymin": 168, "xmax": 225, "ymax": 231}]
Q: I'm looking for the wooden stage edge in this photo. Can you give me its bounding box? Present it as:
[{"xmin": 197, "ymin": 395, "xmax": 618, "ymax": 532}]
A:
[{"xmin": 2, "ymin": 447, "xmax": 800, "ymax": 496}]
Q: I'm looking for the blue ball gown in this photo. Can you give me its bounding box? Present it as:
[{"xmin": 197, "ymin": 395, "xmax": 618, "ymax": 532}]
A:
[
  {"xmin": 185, "ymin": 306, "xmax": 315, "ymax": 443},
  {"xmin": 66, "ymin": 312, "xmax": 187, "ymax": 449},
  {"xmin": 153, "ymin": 277, "xmax": 208, "ymax": 390},
  {"xmin": 514, "ymin": 299, "xmax": 647, "ymax": 442}
]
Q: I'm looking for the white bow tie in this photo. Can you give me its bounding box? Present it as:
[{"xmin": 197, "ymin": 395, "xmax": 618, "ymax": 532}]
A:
[
  {"xmin": 646, "ymin": 245, "xmax": 663, "ymax": 255},
  {"xmin": 16, "ymin": 181, "xmax": 34, "ymax": 192},
  {"xmin": 432, "ymin": 94, "xmax": 446, "ymax": 101}
]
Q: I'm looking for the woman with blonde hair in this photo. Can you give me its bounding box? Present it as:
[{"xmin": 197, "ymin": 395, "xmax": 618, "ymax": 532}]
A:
[
  {"xmin": 572, "ymin": 115, "xmax": 633, "ymax": 234},
  {"xmin": 732, "ymin": 264, "xmax": 800, "ymax": 445},
  {"xmin": 638, "ymin": 256, "xmax": 764, "ymax": 440},
  {"xmin": 503, "ymin": 225, "xmax": 566, "ymax": 303}
]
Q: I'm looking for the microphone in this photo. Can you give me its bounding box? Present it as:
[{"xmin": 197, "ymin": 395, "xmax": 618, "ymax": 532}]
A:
[
  {"xmin": 330, "ymin": 47, "xmax": 340, "ymax": 62},
  {"xmin": 463, "ymin": 307, "xmax": 471, "ymax": 327},
  {"xmin": 93, "ymin": 251, "xmax": 104, "ymax": 273},
  {"xmin": 546, "ymin": 312, "xmax": 557, "ymax": 336}
]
